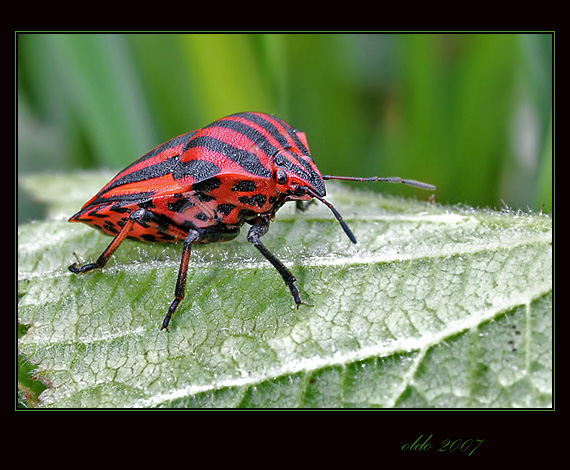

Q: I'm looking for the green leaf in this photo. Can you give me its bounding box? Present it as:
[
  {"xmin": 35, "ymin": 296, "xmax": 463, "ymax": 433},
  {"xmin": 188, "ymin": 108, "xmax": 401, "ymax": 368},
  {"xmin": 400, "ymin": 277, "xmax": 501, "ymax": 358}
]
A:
[{"xmin": 18, "ymin": 173, "xmax": 552, "ymax": 408}]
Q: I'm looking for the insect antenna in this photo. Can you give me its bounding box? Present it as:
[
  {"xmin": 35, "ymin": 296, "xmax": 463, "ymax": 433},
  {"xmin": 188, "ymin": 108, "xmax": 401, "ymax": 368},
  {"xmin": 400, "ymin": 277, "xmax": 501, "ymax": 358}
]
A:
[
  {"xmin": 306, "ymin": 188, "xmax": 357, "ymax": 244},
  {"xmin": 322, "ymin": 175, "xmax": 436, "ymax": 191}
]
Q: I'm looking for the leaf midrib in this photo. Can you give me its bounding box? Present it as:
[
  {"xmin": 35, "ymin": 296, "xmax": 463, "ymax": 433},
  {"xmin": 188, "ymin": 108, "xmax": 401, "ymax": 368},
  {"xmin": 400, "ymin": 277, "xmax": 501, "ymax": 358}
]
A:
[
  {"xmin": 129, "ymin": 287, "xmax": 550, "ymax": 408},
  {"xmin": 18, "ymin": 231, "xmax": 551, "ymax": 284}
]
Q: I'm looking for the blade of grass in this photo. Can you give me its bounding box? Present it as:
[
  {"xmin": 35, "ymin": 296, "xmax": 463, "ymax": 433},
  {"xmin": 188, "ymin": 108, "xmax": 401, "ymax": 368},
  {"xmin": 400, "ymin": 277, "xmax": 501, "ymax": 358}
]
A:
[{"xmin": 48, "ymin": 33, "xmax": 157, "ymax": 168}]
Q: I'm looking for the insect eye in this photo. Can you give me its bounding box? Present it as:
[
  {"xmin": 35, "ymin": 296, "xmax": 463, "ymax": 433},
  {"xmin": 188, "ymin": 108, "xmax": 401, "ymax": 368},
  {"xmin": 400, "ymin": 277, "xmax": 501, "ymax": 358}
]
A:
[{"xmin": 275, "ymin": 169, "xmax": 288, "ymax": 185}]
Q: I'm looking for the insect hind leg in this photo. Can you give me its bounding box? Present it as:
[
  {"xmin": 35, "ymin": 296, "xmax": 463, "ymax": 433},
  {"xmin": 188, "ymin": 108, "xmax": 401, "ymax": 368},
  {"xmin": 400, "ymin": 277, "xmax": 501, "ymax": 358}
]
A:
[{"xmin": 69, "ymin": 208, "xmax": 151, "ymax": 274}]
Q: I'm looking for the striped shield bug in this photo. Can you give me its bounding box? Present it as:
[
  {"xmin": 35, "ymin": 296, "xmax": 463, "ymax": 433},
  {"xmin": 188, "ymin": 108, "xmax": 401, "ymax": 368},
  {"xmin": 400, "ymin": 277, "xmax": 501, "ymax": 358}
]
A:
[{"xmin": 69, "ymin": 112, "xmax": 435, "ymax": 330}]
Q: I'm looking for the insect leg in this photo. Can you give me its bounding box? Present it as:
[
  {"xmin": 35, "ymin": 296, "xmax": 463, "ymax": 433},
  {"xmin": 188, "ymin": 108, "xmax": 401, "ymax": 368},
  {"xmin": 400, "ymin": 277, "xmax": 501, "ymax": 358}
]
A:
[
  {"xmin": 295, "ymin": 199, "xmax": 316, "ymax": 213},
  {"xmin": 69, "ymin": 208, "xmax": 152, "ymax": 274},
  {"xmin": 247, "ymin": 215, "xmax": 302, "ymax": 306},
  {"xmin": 161, "ymin": 229, "xmax": 200, "ymax": 331}
]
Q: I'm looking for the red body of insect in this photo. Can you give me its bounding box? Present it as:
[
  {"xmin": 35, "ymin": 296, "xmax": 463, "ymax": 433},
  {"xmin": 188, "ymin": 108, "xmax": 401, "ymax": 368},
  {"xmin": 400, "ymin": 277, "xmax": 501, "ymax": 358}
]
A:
[{"xmin": 69, "ymin": 112, "xmax": 435, "ymax": 330}]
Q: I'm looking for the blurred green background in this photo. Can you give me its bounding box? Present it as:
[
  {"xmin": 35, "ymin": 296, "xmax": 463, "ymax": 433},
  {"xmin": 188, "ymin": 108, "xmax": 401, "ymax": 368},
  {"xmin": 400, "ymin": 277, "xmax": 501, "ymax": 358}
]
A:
[{"xmin": 17, "ymin": 33, "xmax": 553, "ymax": 223}]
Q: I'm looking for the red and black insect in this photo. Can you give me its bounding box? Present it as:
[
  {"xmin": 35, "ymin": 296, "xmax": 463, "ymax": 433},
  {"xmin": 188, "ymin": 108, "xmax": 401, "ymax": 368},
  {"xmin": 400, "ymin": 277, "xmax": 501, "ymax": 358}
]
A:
[{"xmin": 69, "ymin": 112, "xmax": 435, "ymax": 330}]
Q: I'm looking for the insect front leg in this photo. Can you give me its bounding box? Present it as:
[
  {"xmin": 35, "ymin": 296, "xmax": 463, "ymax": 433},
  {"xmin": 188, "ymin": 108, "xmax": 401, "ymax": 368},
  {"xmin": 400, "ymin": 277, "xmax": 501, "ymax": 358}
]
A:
[
  {"xmin": 295, "ymin": 199, "xmax": 316, "ymax": 213},
  {"xmin": 247, "ymin": 215, "xmax": 303, "ymax": 306},
  {"xmin": 161, "ymin": 229, "xmax": 200, "ymax": 331},
  {"xmin": 69, "ymin": 208, "xmax": 152, "ymax": 274}
]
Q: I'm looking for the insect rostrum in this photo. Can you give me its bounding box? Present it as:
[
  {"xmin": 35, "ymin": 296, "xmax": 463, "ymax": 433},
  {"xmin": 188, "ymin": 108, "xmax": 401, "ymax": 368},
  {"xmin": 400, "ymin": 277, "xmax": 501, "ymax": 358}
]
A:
[{"xmin": 69, "ymin": 112, "xmax": 435, "ymax": 330}]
